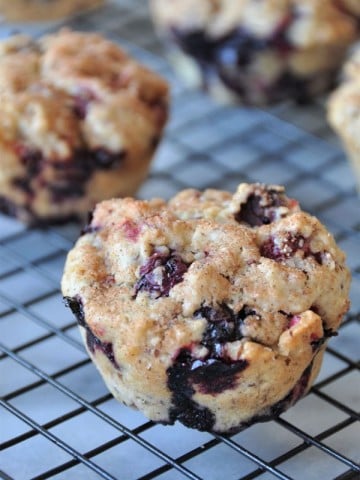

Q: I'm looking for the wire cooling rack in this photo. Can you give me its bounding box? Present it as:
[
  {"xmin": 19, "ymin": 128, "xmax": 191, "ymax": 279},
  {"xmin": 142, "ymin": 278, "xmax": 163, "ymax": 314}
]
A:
[{"xmin": 0, "ymin": 1, "xmax": 359, "ymax": 479}]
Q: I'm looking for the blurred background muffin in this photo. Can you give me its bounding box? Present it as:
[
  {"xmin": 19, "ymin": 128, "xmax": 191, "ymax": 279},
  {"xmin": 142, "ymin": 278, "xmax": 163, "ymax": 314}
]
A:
[
  {"xmin": 0, "ymin": 30, "xmax": 168, "ymax": 225},
  {"xmin": 151, "ymin": 0, "xmax": 358, "ymax": 106},
  {"xmin": 328, "ymin": 46, "xmax": 360, "ymax": 193},
  {"xmin": 0, "ymin": 0, "xmax": 104, "ymax": 22}
]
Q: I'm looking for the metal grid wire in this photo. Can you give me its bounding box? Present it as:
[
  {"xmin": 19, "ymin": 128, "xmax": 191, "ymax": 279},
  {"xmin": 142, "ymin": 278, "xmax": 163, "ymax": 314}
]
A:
[{"xmin": 0, "ymin": 1, "xmax": 359, "ymax": 479}]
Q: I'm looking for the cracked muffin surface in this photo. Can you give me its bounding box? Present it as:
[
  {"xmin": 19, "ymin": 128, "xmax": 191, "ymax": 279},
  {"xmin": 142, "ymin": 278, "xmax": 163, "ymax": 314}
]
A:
[
  {"xmin": 62, "ymin": 183, "xmax": 350, "ymax": 433},
  {"xmin": 0, "ymin": 29, "xmax": 168, "ymax": 225},
  {"xmin": 151, "ymin": 0, "xmax": 358, "ymax": 105}
]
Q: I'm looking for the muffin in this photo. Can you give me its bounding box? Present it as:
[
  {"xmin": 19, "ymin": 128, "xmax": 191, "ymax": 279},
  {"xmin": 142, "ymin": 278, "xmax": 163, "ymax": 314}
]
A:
[
  {"xmin": 150, "ymin": 0, "xmax": 358, "ymax": 105},
  {"xmin": 328, "ymin": 47, "xmax": 360, "ymax": 193},
  {"xmin": 0, "ymin": 0, "xmax": 104, "ymax": 22},
  {"xmin": 62, "ymin": 183, "xmax": 350, "ymax": 433},
  {"xmin": 0, "ymin": 30, "xmax": 168, "ymax": 225}
]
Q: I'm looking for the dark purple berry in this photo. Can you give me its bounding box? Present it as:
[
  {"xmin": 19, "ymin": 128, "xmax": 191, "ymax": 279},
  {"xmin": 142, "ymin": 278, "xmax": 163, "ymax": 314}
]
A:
[
  {"xmin": 195, "ymin": 304, "xmax": 256, "ymax": 356},
  {"xmin": 19, "ymin": 148, "xmax": 43, "ymax": 177},
  {"xmin": 171, "ymin": 28, "xmax": 219, "ymax": 64},
  {"xmin": 12, "ymin": 177, "xmax": 33, "ymax": 195},
  {"xmin": 167, "ymin": 349, "xmax": 216, "ymax": 431},
  {"xmin": 166, "ymin": 305, "xmax": 255, "ymax": 430},
  {"xmin": 91, "ymin": 148, "xmax": 126, "ymax": 169},
  {"xmin": 190, "ymin": 357, "xmax": 249, "ymax": 395},
  {"xmin": 64, "ymin": 296, "xmax": 119, "ymax": 369},
  {"xmin": 73, "ymin": 89, "xmax": 97, "ymax": 119},
  {"xmin": 261, "ymin": 233, "xmax": 324, "ymax": 265},
  {"xmin": 235, "ymin": 187, "xmax": 289, "ymax": 227},
  {"xmin": 134, "ymin": 251, "xmax": 189, "ymax": 298},
  {"xmin": 64, "ymin": 295, "xmax": 86, "ymax": 327}
]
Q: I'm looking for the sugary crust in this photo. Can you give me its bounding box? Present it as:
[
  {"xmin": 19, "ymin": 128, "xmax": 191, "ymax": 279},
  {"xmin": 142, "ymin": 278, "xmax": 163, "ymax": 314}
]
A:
[
  {"xmin": 62, "ymin": 183, "xmax": 350, "ymax": 432},
  {"xmin": 0, "ymin": 0, "xmax": 104, "ymax": 22},
  {"xmin": 151, "ymin": 0, "xmax": 358, "ymax": 47},
  {"xmin": 0, "ymin": 30, "xmax": 168, "ymax": 223}
]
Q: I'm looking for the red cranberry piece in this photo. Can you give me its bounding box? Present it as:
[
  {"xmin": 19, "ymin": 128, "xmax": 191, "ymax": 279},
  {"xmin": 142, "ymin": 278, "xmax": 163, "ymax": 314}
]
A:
[
  {"xmin": 288, "ymin": 315, "xmax": 301, "ymax": 328},
  {"xmin": 134, "ymin": 251, "xmax": 189, "ymax": 298}
]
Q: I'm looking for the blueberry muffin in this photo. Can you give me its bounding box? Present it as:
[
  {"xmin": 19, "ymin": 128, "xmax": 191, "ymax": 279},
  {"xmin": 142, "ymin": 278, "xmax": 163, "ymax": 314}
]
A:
[
  {"xmin": 328, "ymin": 47, "xmax": 360, "ymax": 193},
  {"xmin": 150, "ymin": 0, "xmax": 358, "ymax": 105},
  {"xmin": 0, "ymin": 0, "xmax": 104, "ymax": 22},
  {"xmin": 0, "ymin": 30, "xmax": 168, "ymax": 225},
  {"xmin": 62, "ymin": 183, "xmax": 350, "ymax": 433}
]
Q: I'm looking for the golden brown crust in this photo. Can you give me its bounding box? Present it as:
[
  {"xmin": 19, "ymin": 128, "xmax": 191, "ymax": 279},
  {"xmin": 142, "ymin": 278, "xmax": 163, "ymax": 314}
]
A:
[
  {"xmin": 0, "ymin": 30, "xmax": 168, "ymax": 224},
  {"xmin": 62, "ymin": 183, "xmax": 350, "ymax": 433}
]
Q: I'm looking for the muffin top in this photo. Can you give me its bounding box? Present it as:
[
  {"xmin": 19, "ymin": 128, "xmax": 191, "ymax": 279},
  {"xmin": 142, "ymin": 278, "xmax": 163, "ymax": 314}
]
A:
[
  {"xmin": 151, "ymin": 0, "xmax": 358, "ymax": 48},
  {"xmin": 0, "ymin": 29, "xmax": 168, "ymax": 164},
  {"xmin": 63, "ymin": 183, "xmax": 350, "ymax": 339}
]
